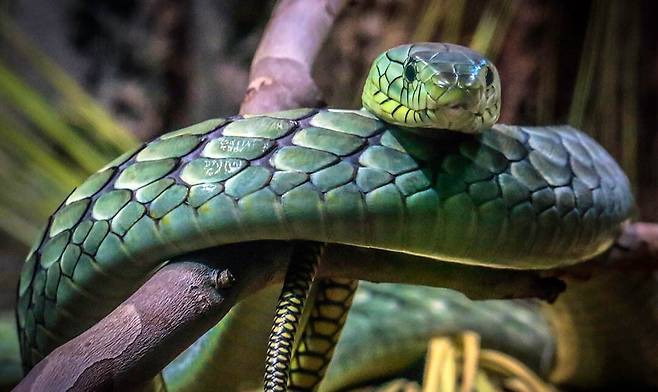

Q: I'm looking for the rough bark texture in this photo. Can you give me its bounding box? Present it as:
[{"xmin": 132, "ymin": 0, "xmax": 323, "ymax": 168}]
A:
[
  {"xmin": 15, "ymin": 261, "xmax": 234, "ymax": 391},
  {"xmin": 14, "ymin": 248, "xmax": 291, "ymax": 391},
  {"xmin": 239, "ymin": 0, "xmax": 348, "ymax": 114}
]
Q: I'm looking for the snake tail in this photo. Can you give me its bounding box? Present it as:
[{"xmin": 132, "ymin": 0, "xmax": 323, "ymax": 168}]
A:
[
  {"xmin": 264, "ymin": 242, "xmax": 322, "ymax": 391},
  {"xmin": 289, "ymin": 278, "xmax": 358, "ymax": 390}
]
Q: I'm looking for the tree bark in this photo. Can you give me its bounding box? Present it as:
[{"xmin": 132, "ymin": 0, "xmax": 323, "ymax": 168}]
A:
[
  {"xmin": 239, "ymin": 0, "xmax": 349, "ymax": 114},
  {"xmin": 14, "ymin": 248, "xmax": 290, "ymax": 392},
  {"xmin": 15, "ymin": 261, "xmax": 235, "ymax": 392}
]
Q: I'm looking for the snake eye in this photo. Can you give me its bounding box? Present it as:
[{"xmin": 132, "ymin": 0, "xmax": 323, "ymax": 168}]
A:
[
  {"xmin": 485, "ymin": 67, "xmax": 494, "ymax": 86},
  {"xmin": 404, "ymin": 63, "xmax": 416, "ymax": 81}
]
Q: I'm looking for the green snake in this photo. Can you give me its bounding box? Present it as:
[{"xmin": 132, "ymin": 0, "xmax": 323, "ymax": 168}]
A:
[{"xmin": 15, "ymin": 43, "xmax": 638, "ymax": 389}]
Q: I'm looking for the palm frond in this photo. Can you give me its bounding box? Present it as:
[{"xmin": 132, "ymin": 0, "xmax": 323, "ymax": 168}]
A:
[{"xmin": 0, "ymin": 22, "xmax": 139, "ymax": 245}]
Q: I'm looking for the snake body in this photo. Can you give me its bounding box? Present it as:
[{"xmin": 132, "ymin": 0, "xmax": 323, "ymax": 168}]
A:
[
  {"xmin": 16, "ymin": 43, "xmax": 634, "ymax": 388},
  {"xmin": 321, "ymin": 283, "xmax": 554, "ymax": 391}
]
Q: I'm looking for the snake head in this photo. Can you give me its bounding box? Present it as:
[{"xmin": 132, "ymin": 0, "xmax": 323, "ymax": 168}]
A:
[{"xmin": 362, "ymin": 43, "xmax": 501, "ymax": 133}]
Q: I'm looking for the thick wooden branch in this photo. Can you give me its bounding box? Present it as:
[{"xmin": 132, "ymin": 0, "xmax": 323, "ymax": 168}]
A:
[
  {"xmin": 15, "ymin": 261, "xmax": 234, "ymax": 392},
  {"xmin": 239, "ymin": 0, "xmax": 348, "ymax": 114},
  {"xmin": 14, "ymin": 249, "xmax": 289, "ymax": 391}
]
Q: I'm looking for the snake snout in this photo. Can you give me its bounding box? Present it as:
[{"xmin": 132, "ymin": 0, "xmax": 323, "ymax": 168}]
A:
[
  {"xmin": 457, "ymin": 72, "xmax": 480, "ymax": 89},
  {"xmin": 432, "ymin": 71, "xmax": 457, "ymax": 88},
  {"xmin": 428, "ymin": 81, "xmax": 483, "ymax": 114}
]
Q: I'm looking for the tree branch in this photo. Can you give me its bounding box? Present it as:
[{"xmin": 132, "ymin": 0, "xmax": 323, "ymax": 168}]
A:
[
  {"xmin": 239, "ymin": 0, "xmax": 348, "ymax": 114},
  {"xmin": 13, "ymin": 221, "xmax": 658, "ymax": 390},
  {"xmin": 14, "ymin": 248, "xmax": 290, "ymax": 391},
  {"xmin": 16, "ymin": 262, "xmax": 235, "ymax": 392}
]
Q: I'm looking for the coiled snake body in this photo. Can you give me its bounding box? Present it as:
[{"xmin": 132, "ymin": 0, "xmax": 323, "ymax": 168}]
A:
[{"xmin": 16, "ymin": 43, "xmax": 637, "ymax": 389}]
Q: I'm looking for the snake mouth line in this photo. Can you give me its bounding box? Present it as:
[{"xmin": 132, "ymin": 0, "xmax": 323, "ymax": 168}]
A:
[
  {"xmin": 372, "ymin": 82, "xmax": 484, "ymax": 130},
  {"xmin": 370, "ymin": 86, "xmax": 442, "ymax": 126}
]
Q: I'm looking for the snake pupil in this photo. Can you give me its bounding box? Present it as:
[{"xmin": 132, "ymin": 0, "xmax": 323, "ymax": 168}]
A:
[{"xmin": 404, "ymin": 63, "xmax": 416, "ymax": 81}]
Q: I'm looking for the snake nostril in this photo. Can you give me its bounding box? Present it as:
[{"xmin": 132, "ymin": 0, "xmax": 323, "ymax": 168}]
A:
[
  {"xmin": 435, "ymin": 72, "xmax": 457, "ymax": 85},
  {"xmin": 458, "ymin": 74, "xmax": 479, "ymax": 88}
]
